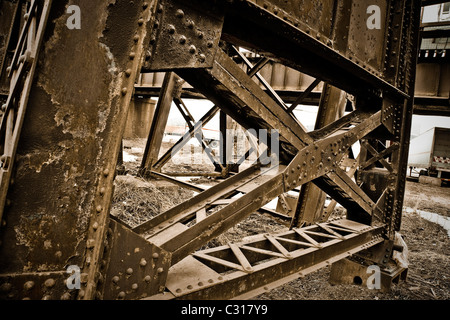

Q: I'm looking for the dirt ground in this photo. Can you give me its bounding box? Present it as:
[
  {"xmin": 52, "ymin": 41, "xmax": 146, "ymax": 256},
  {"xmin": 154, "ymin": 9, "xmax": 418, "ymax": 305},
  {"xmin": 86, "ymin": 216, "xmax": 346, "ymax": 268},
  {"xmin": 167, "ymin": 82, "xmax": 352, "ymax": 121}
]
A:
[{"xmin": 114, "ymin": 138, "xmax": 450, "ymax": 300}]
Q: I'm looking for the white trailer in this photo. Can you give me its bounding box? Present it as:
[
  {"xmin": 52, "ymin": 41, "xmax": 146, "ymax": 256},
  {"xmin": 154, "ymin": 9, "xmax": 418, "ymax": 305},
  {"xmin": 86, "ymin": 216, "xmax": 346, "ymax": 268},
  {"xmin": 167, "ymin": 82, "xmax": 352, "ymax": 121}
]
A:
[{"xmin": 408, "ymin": 127, "xmax": 450, "ymax": 185}]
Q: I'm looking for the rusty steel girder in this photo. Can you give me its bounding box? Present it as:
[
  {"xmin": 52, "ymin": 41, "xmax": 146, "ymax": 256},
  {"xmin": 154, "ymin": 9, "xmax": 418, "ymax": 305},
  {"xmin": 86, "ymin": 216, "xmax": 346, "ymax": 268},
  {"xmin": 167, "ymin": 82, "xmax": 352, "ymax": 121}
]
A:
[{"xmin": 0, "ymin": 0, "xmax": 421, "ymax": 300}]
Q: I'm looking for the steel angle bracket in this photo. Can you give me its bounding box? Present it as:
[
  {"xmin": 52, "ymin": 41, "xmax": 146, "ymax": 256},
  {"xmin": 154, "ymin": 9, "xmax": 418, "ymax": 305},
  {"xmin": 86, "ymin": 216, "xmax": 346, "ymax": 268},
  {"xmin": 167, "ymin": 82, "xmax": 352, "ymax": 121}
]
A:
[
  {"xmin": 97, "ymin": 219, "xmax": 171, "ymax": 300},
  {"xmin": 143, "ymin": 0, "xmax": 225, "ymax": 71}
]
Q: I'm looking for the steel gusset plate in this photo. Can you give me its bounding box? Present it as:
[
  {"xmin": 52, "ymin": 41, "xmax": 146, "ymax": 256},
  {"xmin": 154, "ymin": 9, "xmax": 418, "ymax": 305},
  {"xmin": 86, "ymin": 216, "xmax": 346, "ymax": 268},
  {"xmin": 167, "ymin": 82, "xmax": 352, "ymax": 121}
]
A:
[
  {"xmin": 143, "ymin": 0, "xmax": 225, "ymax": 71},
  {"xmin": 97, "ymin": 219, "xmax": 171, "ymax": 300}
]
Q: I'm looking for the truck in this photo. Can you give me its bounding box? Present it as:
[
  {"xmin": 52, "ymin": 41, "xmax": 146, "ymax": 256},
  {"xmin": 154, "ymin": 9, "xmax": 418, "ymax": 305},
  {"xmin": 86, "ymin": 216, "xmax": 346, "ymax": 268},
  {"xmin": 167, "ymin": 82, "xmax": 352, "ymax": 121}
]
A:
[{"xmin": 408, "ymin": 127, "xmax": 450, "ymax": 186}]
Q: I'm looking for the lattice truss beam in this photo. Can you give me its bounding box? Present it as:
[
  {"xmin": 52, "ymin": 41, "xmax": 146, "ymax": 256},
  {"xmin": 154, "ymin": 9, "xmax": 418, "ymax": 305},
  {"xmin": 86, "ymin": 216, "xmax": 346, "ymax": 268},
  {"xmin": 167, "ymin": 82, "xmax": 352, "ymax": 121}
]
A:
[{"xmin": 0, "ymin": 0, "xmax": 421, "ymax": 300}]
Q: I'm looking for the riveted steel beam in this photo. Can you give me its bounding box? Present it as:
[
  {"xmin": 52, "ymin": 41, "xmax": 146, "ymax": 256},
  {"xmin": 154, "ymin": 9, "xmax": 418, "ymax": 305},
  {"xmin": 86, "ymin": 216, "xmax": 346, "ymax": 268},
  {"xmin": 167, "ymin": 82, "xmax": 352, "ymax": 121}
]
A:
[
  {"xmin": 0, "ymin": 0, "xmax": 161, "ymax": 300},
  {"xmin": 145, "ymin": 219, "xmax": 385, "ymax": 300}
]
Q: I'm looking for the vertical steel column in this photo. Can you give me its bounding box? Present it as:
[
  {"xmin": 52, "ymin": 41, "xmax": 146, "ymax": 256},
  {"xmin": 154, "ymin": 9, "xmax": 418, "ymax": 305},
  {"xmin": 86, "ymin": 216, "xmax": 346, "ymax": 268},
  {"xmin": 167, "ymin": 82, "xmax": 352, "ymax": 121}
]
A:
[
  {"xmin": 0, "ymin": 0, "xmax": 158, "ymax": 300},
  {"xmin": 140, "ymin": 72, "xmax": 178, "ymax": 175},
  {"xmin": 291, "ymin": 83, "xmax": 347, "ymax": 227}
]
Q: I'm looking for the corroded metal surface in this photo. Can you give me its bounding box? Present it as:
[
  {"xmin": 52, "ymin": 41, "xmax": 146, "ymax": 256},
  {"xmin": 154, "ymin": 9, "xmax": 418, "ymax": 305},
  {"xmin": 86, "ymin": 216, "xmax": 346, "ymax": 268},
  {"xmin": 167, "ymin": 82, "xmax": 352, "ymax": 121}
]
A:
[
  {"xmin": 0, "ymin": 0, "xmax": 160, "ymax": 300},
  {"xmin": 0, "ymin": 0, "xmax": 423, "ymax": 300}
]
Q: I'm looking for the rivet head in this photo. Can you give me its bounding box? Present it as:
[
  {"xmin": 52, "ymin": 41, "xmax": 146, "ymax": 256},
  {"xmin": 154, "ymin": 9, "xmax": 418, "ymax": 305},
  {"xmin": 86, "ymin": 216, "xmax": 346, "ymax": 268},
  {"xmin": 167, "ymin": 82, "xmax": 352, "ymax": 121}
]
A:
[
  {"xmin": 179, "ymin": 35, "xmax": 187, "ymax": 44},
  {"xmin": 44, "ymin": 278, "xmax": 55, "ymax": 288},
  {"xmin": 131, "ymin": 283, "xmax": 138, "ymax": 290},
  {"xmin": 152, "ymin": 252, "xmax": 159, "ymax": 259},
  {"xmin": 189, "ymin": 45, "xmax": 196, "ymax": 54},
  {"xmin": 199, "ymin": 54, "xmax": 206, "ymax": 63},
  {"xmin": 61, "ymin": 292, "xmax": 71, "ymax": 300},
  {"xmin": 175, "ymin": 9, "xmax": 184, "ymax": 18},
  {"xmin": 112, "ymin": 276, "xmax": 120, "ymax": 284},
  {"xmin": 186, "ymin": 20, "xmax": 194, "ymax": 29},
  {"xmin": 87, "ymin": 239, "xmax": 95, "ymax": 249},
  {"xmin": 129, "ymin": 52, "xmax": 136, "ymax": 60},
  {"xmin": 0, "ymin": 283, "xmax": 12, "ymax": 293},
  {"xmin": 138, "ymin": 18, "xmax": 144, "ymax": 26},
  {"xmin": 126, "ymin": 268, "xmax": 133, "ymax": 275},
  {"xmin": 144, "ymin": 275, "xmax": 151, "ymax": 283},
  {"xmin": 96, "ymin": 205, "xmax": 103, "ymax": 213},
  {"xmin": 121, "ymin": 88, "xmax": 128, "ymax": 96},
  {"xmin": 167, "ymin": 24, "xmax": 176, "ymax": 34},
  {"xmin": 118, "ymin": 291, "xmax": 126, "ymax": 299},
  {"xmin": 157, "ymin": 268, "xmax": 164, "ymax": 274},
  {"xmin": 24, "ymin": 281, "xmax": 35, "ymax": 291},
  {"xmin": 92, "ymin": 222, "xmax": 99, "ymax": 230},
  {"xmin": 103, "ymin": 169, "xmax": 110, "ymax": 177},
  {"xmin": 140, "ymin": 258, "xmax": 147, "ymax": 267},
  {"xmin": 133, "ymin": 35, "xmax": 140, "ymax": 42}
]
